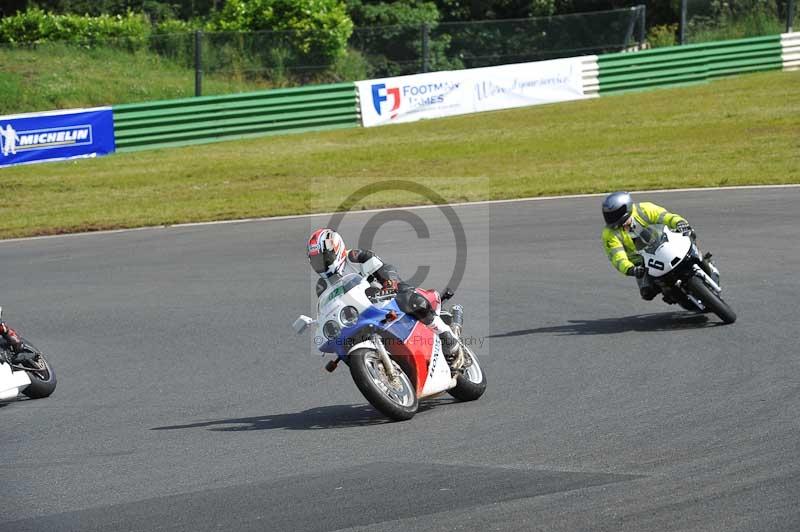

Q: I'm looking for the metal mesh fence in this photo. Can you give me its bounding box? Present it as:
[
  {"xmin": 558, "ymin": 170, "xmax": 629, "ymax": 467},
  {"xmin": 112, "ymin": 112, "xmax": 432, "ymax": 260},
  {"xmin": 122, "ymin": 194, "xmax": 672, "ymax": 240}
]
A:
[
  {"xmin": 348, "ymin": 7, "xmax": 645, "ymax": 78},
  {"xmin": 147, "ymin": 7, "xmax": 645, "ymax": 83},
  {"xmin": 139, "ymin": 7, "xmax": 647, "ymax": 91},
  {"xmin": 435, "ymin": 8, "xmax": 646, "ymax": 69}
]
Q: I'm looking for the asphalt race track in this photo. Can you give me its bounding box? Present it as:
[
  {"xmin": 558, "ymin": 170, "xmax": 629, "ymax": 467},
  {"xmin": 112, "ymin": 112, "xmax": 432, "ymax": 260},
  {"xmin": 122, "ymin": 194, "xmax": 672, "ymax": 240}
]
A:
[{"xmin": 1, "ymin": 187, "xmax": 799, "ymax": 532}]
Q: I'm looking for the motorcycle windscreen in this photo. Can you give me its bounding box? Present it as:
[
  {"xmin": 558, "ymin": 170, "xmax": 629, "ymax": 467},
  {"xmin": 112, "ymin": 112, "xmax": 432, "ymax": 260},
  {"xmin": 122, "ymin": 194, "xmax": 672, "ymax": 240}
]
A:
[{"xmin": 642, "ymin": 225, "xmax": 691, "ymax": 278}]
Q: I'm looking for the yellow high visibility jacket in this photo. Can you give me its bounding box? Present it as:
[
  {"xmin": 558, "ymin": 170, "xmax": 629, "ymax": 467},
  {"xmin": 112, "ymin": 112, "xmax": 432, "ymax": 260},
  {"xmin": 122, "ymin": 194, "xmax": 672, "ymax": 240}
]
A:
[{"xmin": 601, "ymin": 202, "xmax": 687, "ymax": 275}]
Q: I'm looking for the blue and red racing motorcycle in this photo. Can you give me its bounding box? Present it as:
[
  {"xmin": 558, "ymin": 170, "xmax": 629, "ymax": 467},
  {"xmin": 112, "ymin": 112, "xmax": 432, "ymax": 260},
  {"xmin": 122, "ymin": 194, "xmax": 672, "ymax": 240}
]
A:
[{"xmin": 294, "ymin": 272, "xmax": 486, "ymax": 421}]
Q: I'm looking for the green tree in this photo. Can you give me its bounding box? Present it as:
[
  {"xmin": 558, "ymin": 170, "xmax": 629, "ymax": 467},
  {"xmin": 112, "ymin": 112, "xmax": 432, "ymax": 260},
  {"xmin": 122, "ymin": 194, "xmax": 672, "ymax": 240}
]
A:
[
  {"xmin": 0, "ymin": 0, "xmax": 28, "ymax": 17},
  {"xmin": 0, "ymin": 1, "xmax": 224, "ymax": 20},
  {"xmin": 213, "ymin": 0, "xmax": 353, "ymax": 65},
  {"xmin": 434, "ymin": 0, "xmax": 554, "ymax": 21},
  {"xmin": 433, "ymin": 1, "xmax": 680, "ymax": 29},
  {"xmin": 346, "ymin": 0, "xmax": 439, "ymax": 26},
  {"xmin": 346, "ymin": 1, "xmax": 459, "ymax": 75},
  {"xmin": 0, "ymin": 8, "xmax": 150, "ymax": 49}
]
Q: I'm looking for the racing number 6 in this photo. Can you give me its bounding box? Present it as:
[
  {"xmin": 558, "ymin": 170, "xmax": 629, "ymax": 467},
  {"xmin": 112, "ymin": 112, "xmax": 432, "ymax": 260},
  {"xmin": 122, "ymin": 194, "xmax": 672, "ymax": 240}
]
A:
[{"xmin": 647, "ymin": 258, "xmax": 665, "ymax": 271}]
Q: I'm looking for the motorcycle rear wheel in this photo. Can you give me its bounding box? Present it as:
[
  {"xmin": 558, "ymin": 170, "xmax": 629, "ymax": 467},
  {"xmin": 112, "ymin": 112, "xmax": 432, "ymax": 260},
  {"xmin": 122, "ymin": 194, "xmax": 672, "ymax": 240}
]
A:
[
  {"xmin": 349, "ymin": 349, "xmax": 418, "ymax": 421},
  {"xmin": 686, "ymin": 276, "xmax": 737, "ymax": 324},
  {"xmin": 448, "ymin": 345, "xmax": 487, "ymax": 402}
]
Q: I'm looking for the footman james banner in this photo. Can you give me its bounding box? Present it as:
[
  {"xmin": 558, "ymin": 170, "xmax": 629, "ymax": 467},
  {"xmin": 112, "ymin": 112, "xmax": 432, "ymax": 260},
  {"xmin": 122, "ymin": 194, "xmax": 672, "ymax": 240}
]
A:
[
  {"xmin": 356, "ymin": 57, "xmax": 589, "ymax": 127},
  {"xmin": 0, "ymin": 107, "xmax": 115, "ymax": 168}
]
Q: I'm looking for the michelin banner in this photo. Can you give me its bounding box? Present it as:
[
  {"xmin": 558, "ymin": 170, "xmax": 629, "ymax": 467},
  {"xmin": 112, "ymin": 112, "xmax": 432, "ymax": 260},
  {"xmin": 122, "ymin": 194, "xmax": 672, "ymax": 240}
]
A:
[
  {"xmin": 0, "ymin": 107, "xmax": 115, "ymax": 168},
  {"xmin": 356, "ymin": 57, "xmax": 589, "ymax": 127}
]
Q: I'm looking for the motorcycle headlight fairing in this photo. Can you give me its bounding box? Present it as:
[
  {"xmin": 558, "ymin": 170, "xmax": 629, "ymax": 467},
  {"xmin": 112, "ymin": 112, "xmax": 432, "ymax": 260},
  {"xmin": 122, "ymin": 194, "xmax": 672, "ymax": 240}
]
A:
[
  {"xmin": 323, "ymin": 320, "xmax": 341, "ymax": 340},
  {"xmin": 339, "ymin": 306, "xmax": 359, "ymax": 326}
]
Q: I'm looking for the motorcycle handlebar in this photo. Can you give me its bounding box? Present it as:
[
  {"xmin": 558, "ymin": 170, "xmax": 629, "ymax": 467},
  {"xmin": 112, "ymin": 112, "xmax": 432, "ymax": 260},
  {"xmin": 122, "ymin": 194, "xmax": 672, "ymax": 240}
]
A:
[{"xmin": 365, "ymin": 286, "xmax": 397, "ymax": 303}]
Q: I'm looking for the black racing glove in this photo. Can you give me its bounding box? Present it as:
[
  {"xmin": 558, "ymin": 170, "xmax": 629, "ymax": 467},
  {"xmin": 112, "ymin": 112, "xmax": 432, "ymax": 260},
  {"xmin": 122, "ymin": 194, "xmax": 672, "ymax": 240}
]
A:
[
  {"xmin": 366, "ymin": 280, "xmax": 401, "ymax": 299},
  {"xmin": 397, "ymin": 282, "xmax": 413, "ymax": 293},
  {"xmin": 627, "ymin": 265, "xmax": 646, "ymax": 279},
  {"xmin": 675, "ymin": 221, "xmax": 692, "ymax": 234}
]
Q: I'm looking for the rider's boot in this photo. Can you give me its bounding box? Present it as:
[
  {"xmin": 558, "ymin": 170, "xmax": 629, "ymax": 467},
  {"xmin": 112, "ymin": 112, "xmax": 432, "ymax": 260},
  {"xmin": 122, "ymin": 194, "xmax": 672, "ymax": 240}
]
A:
[
  {"xmin": 440, "ymin": 330, "xmax": 464, "ymax": 369},
  {"xmin": 0, "ymin": 321, "xmax": 23, "ymax": 354},
  {"xmin": 428, "ymin": 316, "xmax": 464, "ymax": 371}
]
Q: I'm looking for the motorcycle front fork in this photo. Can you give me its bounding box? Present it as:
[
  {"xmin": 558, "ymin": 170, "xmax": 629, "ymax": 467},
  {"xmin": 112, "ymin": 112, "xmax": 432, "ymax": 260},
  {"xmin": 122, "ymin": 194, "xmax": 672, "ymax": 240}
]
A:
[{"xmin": 692, "ymin": 264, "xmax": 722, "ymax": 293}]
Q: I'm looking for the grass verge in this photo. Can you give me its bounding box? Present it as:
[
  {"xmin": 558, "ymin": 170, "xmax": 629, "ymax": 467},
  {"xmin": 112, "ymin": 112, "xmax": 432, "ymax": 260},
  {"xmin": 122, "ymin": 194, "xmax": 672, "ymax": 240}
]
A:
[
  {"xmin": 0, "ymin": 43, "xmax": 269, "ymax": 115},
  {"xmin": 1, "ymin": 69, "xmax": 799, "ymax": 240}
]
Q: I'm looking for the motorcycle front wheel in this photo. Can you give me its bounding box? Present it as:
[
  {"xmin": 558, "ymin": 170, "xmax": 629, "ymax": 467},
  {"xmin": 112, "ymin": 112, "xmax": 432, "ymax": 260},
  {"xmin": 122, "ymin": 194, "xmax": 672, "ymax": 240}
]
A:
[
  {"xmin": 686, "ymin": 276, "xmax": 737, "ymax": 324},
  {"xmin": 19, "ymin": 339, "xmax": 57, "ymax": 399},
  {"xmin": 349, "ymin": 348, "xmax": 418, "ymax": 421}
]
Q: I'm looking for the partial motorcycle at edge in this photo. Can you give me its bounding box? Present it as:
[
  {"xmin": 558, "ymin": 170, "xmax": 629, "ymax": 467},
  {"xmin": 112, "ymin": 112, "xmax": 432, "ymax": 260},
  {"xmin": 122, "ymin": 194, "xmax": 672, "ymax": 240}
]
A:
[{"xmin": 0, "ymin": 307, "xmax": 57, "ymax": 402}]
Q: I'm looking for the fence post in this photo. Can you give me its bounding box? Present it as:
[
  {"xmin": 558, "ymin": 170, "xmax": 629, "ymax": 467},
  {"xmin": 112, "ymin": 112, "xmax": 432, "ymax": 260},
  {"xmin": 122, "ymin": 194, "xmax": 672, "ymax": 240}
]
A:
[
  {"xmin": 421, "ymin": 23, "xmax": 430, "ymax": 73},
  {"xmin": 622, "ymin": 7, "xmax": 637, "ymax": 50},
  {"xmin": 194, "ymin": 30, "xmax": 203, "ymax": 97},
  {"xmin": 639, "ymin": 5, "xmax": 646, "ymax": 49},
  {"xmin": 789, "ymin": 0, "xmax": 796, "ymax": 32},
  {"xmin": 679, "ymin": 0, "xmax": 687, "ymax": 44}
]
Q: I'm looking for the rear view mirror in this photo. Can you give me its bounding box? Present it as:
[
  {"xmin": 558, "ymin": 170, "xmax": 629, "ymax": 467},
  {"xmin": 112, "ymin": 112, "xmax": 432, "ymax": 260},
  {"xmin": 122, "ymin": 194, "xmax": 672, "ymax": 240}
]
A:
[{"xmin": 293, "ymin": 315, "xmax": 315, "ymax": 334}]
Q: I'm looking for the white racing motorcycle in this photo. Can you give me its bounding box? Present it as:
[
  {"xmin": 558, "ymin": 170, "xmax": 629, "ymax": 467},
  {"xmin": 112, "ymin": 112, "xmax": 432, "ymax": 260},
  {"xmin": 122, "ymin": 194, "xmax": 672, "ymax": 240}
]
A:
[
  {"xmin": 0, "ymin": 307, "xmax": 57, "ymax": 402},
  {"xmin": 293, "ymin": 261, "xmax": 486, "ymax": 421},
  {"xmin": 637, "ymin": 224, "xmax": 736, "ymax": 324}
]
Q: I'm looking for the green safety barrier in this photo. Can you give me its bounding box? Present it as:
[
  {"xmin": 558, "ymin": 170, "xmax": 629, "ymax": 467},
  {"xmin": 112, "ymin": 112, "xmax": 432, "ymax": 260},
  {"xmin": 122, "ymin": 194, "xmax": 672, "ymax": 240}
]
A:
[
  {"xmin": 112, "ymin": 83, "xmax": 359, "ymax": 152},
  {"xmin": 597, "ymin": 35, "xmax": 783, "ymax": 94},
  {"xmin": 109, "ymin": 34, "xmax": 792, "ymax": 153}
]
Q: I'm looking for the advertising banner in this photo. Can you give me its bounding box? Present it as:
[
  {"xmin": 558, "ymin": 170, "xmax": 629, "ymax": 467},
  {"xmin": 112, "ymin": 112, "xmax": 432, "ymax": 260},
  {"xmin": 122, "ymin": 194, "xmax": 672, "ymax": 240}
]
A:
[
  {"xmin": 356, "ymin": 57, "xmax": 589, "ymax": 127},
  {"xmin": 0, "ymin": 107, "xmax": 115, "ymax": 168}
]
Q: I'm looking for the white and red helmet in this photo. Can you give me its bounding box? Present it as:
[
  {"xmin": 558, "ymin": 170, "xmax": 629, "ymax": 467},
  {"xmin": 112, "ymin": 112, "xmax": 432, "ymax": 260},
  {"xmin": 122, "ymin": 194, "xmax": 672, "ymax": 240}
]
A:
[{"xmin": 307, "ymin": 228, "xmax": 347, "ymax": 278}]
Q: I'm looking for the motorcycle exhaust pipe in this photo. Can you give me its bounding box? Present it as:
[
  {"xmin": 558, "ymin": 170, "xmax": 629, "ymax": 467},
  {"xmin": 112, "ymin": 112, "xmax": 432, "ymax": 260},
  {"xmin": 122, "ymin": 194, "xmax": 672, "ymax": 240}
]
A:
[
  {"xmin": 450, "ymin": 304, "xmax": 464, "ymax": 338},
  {"xmin": 685, "ymin": 292, "xmax": 705, "ymax": 311}
]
